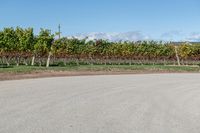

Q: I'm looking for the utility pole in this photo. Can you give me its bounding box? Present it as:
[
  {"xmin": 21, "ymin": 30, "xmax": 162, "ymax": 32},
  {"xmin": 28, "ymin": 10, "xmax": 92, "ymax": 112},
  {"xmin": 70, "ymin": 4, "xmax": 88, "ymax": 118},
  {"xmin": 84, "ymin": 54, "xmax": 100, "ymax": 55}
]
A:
[{"xmin": 58, "ymin": 24, "xmax": 61, "ymax": 39}]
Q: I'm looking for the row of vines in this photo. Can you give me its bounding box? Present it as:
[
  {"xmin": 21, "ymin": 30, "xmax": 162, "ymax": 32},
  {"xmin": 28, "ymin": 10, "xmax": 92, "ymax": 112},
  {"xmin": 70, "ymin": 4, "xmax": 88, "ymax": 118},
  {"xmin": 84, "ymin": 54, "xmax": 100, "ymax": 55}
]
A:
[{"xmin": 0, "ymin": 27, "xmax": 200, "ymax": 67}]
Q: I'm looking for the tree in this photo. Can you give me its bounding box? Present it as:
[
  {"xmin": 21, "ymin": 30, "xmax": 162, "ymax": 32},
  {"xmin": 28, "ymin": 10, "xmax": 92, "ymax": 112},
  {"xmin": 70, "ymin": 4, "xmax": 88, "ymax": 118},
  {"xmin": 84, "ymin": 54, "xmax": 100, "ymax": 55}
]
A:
[
  {"xmin": 34, "ymin": 29, "xmax": 54, "ymax": 67},
  {"xmin": 174, "ymin": 45, "xmax": 180, "ymax": 66},
  {"xmin": 15, "ymin": 27, "xmax": 35, "ymax": 66},
  {"xmin": 24, "ymin": 28, "xmax": 35, "ymax": 66},
  {"xmin": 0, "ymin": 31, "xmax": 4, "ymax": 61},
  {"xmin": 2, "ymin": 27, "xmax": 18, "ymax": 66},
  {"xmin": 15, "ymin": 27, "xmax": 25, "ymax": 66},
  {"xmin": 179, "ymin": 44, "xmax": 192, "ymax": 60}
]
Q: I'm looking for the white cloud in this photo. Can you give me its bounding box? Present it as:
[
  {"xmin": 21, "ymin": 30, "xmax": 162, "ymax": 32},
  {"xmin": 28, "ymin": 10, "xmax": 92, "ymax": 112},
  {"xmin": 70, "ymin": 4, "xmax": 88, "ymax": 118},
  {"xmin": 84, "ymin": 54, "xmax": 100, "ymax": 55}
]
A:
[
  {"xmin": 187, "ymin": 33, "xmax": 200, "ymax": 42},
  {"xmin": 67, "ymin": 31, "xmax": 200, "ymax": 42},
  {"xmin": 160, "ymin": 30, "xmax": 185, "ymax": 41},
  {"xmin": 69, "ymin": 31, "xmax": 150, "ymax": 42}
]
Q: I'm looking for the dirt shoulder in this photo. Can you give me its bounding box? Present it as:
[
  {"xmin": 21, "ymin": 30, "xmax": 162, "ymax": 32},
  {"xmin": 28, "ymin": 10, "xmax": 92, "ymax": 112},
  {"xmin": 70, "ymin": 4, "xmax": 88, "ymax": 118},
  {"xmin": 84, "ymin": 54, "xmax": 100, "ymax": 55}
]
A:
[
  {"xmin": 1, "ymin": 64, "xmax": 199, "ymax": 81},
  {"xmin": 0, "ymin": 70, "xmax": 191, "ymax": 81}
]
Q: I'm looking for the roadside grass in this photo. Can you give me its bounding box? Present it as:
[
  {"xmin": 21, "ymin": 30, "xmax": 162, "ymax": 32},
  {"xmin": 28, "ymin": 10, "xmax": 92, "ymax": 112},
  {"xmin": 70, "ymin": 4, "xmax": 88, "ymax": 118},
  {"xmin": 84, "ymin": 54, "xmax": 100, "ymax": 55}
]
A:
[{"xmin": 0, "ymin": 64, "xmax": 199, "ymax": 74}]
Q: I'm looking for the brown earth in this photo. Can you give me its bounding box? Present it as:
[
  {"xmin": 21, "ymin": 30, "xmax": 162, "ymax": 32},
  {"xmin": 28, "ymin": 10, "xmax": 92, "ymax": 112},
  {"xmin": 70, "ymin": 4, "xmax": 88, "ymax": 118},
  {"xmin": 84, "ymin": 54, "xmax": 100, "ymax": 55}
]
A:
[{"xmin": 0, "ymin": 70, "xmax": 189, "ymax": 81}]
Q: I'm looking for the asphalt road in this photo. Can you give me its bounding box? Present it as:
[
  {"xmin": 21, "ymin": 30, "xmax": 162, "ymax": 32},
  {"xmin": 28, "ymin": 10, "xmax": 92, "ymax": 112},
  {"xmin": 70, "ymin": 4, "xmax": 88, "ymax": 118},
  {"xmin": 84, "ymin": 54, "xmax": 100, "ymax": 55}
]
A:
[{"xmin": 1, "ymin": 74, "xmax": 200, "ymax": 133}]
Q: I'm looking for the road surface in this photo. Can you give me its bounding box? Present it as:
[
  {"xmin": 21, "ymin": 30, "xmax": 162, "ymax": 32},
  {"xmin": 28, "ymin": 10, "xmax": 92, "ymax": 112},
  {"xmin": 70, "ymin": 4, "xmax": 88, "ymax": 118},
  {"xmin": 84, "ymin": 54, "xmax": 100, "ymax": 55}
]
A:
[{"xmin": 0, "ymin": 74, "xmax": 200, "ymax": 133}]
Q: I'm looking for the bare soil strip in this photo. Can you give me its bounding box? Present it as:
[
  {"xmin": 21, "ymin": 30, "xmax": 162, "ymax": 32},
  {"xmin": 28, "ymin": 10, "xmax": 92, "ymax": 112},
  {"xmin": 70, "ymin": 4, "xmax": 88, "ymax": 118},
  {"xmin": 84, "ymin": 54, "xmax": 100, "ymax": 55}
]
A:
[{"xmin": 0, "ymin": 70, "xmax": 193, "ymax": 81}]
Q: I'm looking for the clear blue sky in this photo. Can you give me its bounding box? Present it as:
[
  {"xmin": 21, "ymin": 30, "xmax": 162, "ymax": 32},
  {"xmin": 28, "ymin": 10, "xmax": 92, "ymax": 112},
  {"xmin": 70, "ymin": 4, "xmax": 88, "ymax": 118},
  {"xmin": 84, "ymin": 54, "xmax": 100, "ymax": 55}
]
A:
[{"xmin": 0, "ymin": 0, "xmax": 200, "ymax": 41}]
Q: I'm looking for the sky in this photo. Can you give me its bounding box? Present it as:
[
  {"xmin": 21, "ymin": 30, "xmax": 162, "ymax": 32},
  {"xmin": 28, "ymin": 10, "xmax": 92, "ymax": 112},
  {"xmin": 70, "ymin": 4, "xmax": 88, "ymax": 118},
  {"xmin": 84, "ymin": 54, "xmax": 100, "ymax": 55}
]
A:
[{"xmin": 0, "ymin": 0, "xmax": 200, "ymax": 41}]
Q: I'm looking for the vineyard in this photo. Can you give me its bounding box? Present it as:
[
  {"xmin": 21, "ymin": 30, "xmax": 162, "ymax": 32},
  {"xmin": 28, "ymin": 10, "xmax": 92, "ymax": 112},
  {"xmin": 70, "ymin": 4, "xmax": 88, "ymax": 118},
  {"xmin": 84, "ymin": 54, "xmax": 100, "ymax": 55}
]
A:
[{"xmin": 0, "ymin": 27, "xmax": 200, "ymax": 67}]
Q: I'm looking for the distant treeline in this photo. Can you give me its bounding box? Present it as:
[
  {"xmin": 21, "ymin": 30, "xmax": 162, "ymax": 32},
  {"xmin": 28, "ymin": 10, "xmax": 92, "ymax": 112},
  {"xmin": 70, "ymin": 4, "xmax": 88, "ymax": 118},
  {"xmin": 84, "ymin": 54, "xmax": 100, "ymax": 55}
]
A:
[{"xmin": 0, "ymin": 27, "xmax": 200, "ymax": 67}]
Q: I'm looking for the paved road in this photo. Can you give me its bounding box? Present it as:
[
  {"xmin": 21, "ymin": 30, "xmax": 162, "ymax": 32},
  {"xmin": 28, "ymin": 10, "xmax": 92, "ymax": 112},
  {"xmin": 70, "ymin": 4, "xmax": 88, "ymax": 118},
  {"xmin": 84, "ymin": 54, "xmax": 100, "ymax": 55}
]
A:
[{"xmin": 1, "ymin": 74, "xmax": 200, "ymax": 133}]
